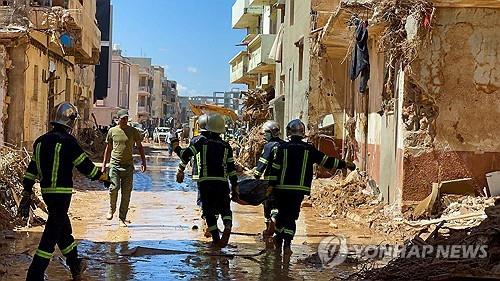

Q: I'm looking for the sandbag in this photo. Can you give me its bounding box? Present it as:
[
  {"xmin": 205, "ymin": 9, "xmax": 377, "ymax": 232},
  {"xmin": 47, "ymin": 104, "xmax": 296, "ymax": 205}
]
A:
[{"xmin": 235, "ymin": 179, "xmax": 269, "ymax": 206}]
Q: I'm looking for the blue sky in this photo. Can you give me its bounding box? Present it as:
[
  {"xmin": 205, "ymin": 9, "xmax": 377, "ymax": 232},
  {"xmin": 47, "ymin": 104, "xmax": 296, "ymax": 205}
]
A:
[{"xmin": 112, "ymin": 0, "xmax": 247, "ymax": 97}]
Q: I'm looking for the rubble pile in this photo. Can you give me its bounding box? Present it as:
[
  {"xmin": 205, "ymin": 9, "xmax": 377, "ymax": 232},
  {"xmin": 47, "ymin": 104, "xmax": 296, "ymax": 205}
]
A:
[
  {"xmin": 310, "ymin": 172, "xmax": 407, "ymax": 235},
  {"xmin": 241, "ymin": 89, "xmax": 272, "ymax": 128},
  {"xmin": 234, "ymin": 126, "xmax": 266, "ymax": 170},
  {"xmin": 0, "ymin": 146, "xmax": 45, "ymax": 230},
  {"xmin": 76, "ymin": 128, "xmax": 106, "ymax": 161},
  {"xmin": 436, "ymin": 195, "xmax": 495, "ymax": 228},
  {"xmin": 351, "ymin": 202, "xmax": 500, "ymax": 280}
]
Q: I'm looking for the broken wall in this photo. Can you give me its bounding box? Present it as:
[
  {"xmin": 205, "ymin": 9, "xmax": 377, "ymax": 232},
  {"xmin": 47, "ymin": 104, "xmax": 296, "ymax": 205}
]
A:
[
  {"xmin": 403, "ymin": 7, "xmax": 500, "ymax": 200},
  {"xmin": 308, "ymin": 55, "xmax": 347, "ymax": 149}
]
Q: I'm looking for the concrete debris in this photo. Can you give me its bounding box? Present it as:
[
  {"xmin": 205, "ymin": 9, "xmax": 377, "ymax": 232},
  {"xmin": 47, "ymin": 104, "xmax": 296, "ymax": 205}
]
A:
[
  {"xmin": 76, "ymin": 128, "xmax": 106, "ymax": 161},
  {"xmin": 241, "ymin": 89, "xmax": 273, "ymax": 128},
  {"xmin": 436, "ymin": 195, "xmax": 495, "ymax": 229},
  {"xmin": 411, "ymin": 178, "xmax": 480, "ymax": 220},
  {"xmin": 350, "ymin": 202, "xmax": 500, "ymax": 281},
  {"xmin": 310, "ymin": 172, "xmax": 409, "ymax": 236},
  {"xmin": 0, "ymin": 146, "xmax": 46, "ymax": 231},
  {"xmin": 233, "ymin": 126, "xmax": 266, "ymax": 170}
]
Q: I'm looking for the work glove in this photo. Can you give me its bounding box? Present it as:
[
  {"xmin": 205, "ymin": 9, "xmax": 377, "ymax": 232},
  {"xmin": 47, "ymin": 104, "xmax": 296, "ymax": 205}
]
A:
[
  {"xmin": 346, "ymin": 162, "xmax": 357, "ymax": 171},
  {"xmin": 176, "ymin": 169, "xmax": 185, "ymax": 183},
  {"xmin": 99, "ymin": 172, "xmax": 114, "ymax": 188},
  {"xmin": 18, "ymin": 190, "xmax": 33, "ymax": 219},
  {"xmin": 170, "ymin": 137, "xmax": 180, "ymax": 150},
  {"xmin": 265, "ymin": 186, "xmax": 274, "ymax": 197}
]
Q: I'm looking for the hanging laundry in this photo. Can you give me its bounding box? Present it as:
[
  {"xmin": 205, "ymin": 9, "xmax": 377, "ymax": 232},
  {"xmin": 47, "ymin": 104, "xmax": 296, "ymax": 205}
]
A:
[{"xmin": 349, "ymin": 20, "xmax": 370, "ymax": 94}]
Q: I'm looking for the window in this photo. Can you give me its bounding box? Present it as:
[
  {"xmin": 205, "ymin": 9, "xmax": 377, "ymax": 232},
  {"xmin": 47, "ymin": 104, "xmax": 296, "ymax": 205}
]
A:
[
  {"xmin": 65, "ymin": 78, "xmax": 71, "ymax": 102},
  {"xmin": 289, "ymin": 0, "xmax": 294, "ymax": 26},
  {"xmin": 139, "ymin": 97, "xmax": 146, "ymax": 107},
  {"xmin": 295, "ymin": 37, "xmax": 304, "ymax": 81},
  {"xmin": 33, "ymin": 65, "xmax": 39, "ymax": 101},
  {"xmin": 298, "ymin": 45, "xmax": 303, "ymax": 81}
]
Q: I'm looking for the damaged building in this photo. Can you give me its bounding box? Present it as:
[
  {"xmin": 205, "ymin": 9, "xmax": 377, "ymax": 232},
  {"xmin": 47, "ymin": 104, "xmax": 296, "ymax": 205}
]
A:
[
  {"xmin": 230, "ymin": 0, "xmax": 500, "ymax": 207},
  {"xmin": 0, "ymin": 0, "xmax": 101, "ymax": 148}
]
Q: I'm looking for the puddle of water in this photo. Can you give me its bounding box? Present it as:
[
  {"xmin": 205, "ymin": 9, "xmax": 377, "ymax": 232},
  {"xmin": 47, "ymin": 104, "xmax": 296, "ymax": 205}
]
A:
[
  {"xmin": 133, "ymin": 151, "xmax": 197, "ymax": 192},
  {"xmin": 1, "ymin": 148, "xmax": 391, "ymax": 280}
]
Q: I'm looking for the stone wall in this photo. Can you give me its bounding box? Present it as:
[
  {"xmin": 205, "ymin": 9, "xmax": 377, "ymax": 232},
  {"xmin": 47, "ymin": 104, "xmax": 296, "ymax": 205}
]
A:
[{"xmin": 403, "ymin": 7, "xmax": 500, "ymax": 200}]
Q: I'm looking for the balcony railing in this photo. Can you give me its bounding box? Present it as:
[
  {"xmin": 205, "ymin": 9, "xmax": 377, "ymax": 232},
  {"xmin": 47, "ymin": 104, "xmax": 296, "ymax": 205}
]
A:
[
  {"xmin": 138, "ymin": 86, "xmax": 151, "ymax": 94},
  {"xmin": 232, "ymin": 0, "xmax": 262, "ymax": 29},
  {"xmin": 137, "ymin": 106, "xmax": 150, "ymax": 114},
  {"xmin": 230, "ymin": 51, "xmax": 252, "ymax": 84},
  {"xmin": 248, "ymin": 34, "xmax": 276, "ymax": 74}
]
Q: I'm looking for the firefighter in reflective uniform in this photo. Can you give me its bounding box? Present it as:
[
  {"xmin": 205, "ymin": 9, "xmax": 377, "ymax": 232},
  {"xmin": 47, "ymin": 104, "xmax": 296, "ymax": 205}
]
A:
[
  {"xmin": 176, "ymin": 114, "xmax": 213, "ymax": 237},
  {"xmin": 253, "ymin": 120, "xmax": 284, "ymax": 237},
  {"xmin": 172, "ymin": 113, "xmax": 239, "ymax": 247},
  {"xmin": 18, "ymin": 102, "xmax": 112, "ymax": 281},
  {"xmin": 269, "ymin": 119, "xmax": 356, "ymax": 255},
  {"xmin": 176, "ymin": 114, "xmax": 209, "ymax": 185}
]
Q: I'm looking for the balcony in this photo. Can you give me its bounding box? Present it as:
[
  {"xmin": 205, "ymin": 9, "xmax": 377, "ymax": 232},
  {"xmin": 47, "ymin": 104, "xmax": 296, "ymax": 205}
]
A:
[
  {"xmin": 230, "ymin": 51, "xmax": 254, "ymax": 84},
  {"xmin": 232, "ymin": 0, "xmax": 262, "ymax": 29},
  {"xmin": 26, "ymin": 0, "xmax": 101, "ymax": 64},
  {"xmin": 139, "ymin": 68, "xmax": 153, "ymax": 77},
  {"xmin": 138, "ymin": 86, "xmax": 151, "ymax": 95},
  {"xmin": 137, "ymin": 106, "xmax": 150, "ymax": 115},
  {"xmin": 248, "ymin": 34, "xmax": 276, "ymax": 74}
]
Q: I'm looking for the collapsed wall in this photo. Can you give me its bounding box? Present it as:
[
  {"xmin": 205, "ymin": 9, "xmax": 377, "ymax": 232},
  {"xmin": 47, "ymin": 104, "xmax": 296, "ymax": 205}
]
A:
[{"xmin": 403, "ymin": 7, "xmax": 500, "ymax": 200}]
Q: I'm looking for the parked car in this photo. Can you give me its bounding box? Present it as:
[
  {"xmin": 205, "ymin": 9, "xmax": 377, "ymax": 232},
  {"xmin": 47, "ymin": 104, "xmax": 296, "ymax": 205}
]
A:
[
  {"xmin": 153, "ymin": 127, "xmax": 171, "ymax": 143},
  {"xmin": 129, "ymin": 122, "xmax": 148, "ymax": 140}
]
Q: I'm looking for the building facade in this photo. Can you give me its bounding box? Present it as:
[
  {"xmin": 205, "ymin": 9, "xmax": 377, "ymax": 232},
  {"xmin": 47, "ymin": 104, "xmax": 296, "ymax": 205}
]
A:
[
  {"xmin": 0, "ymin": 0, "xmax": 101, "ymax": 148},
  {"xmin": 230, "ymin": 0, "xmax": 500, "ymax": 207},
  {"xmin": 93, "ymin": 47, "xmax": 130, "ymax": 126},
  {"xmin": 229, "ymin": 0, "xmax": 279, "ymax": 93}
]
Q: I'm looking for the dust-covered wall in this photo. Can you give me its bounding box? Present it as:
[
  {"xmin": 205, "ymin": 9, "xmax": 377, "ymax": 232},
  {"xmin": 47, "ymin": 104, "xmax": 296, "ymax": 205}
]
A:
[
  {"xmin": 403, "ymin": 7, "xmax": 500, "ymax": 200},
  {"xmin": 0, "ymin": 45, "xmax": 8, "ymax": 145}
]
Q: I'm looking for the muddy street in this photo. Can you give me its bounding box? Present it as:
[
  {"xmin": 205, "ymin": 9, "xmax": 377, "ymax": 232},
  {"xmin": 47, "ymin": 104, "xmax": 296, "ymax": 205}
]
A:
[{"xmin": 0, "ymin": 147, "xmax": 393, "ymax": 281}]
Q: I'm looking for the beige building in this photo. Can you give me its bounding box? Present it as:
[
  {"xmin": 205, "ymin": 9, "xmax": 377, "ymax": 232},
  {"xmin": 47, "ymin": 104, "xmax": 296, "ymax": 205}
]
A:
[
  {"xmin": 230, "ymin": 0, "xmax": 279, "ymax": 93},
  {"xmin": 93, "ymin": 47, "xmax": 131, "ymax": 126},
  {"xmin": 0, "ymin": 0, "xmax": 100, "ymax": 148},
  {"xmin": 273, "ymin": 0, "xmax": 500, "ymax": 206},
  {"xmin": 128, "ymin": 57, "xmax": 153, "ymax": 124},
  {"xmin": 151, "ymin": 66, "xmax": 165, "ymax": 126},
  {"xmin": 162, "ymin": 79, "xmax": 180, "ymax": 127}
]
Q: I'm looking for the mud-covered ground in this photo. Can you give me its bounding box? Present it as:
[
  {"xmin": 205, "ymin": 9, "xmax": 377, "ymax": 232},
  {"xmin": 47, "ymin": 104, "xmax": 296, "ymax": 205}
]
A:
[{"xmin": 0, "ymin": 147, "xmax": 398, "ymax": 280}]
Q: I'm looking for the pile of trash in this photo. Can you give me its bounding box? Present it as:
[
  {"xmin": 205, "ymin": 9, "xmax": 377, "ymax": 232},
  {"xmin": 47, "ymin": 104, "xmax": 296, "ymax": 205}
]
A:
[
  {"xmin": 241, "ymin": 89, "xmax": 273, "ymax": 128},
  {"xmin": 234, "ymin": 126, "xmax": 266, "ymax": 170},
  {"xmin": 0, "ymin": 146, "xmax": 46, "ymax": 230},
  {"xmin": 76, "ymin": 128, "xmax": 106, "ymax": 161},
  {"xmin": 351, "ymin": 201, "xmax": 500, "ymax": 280}
]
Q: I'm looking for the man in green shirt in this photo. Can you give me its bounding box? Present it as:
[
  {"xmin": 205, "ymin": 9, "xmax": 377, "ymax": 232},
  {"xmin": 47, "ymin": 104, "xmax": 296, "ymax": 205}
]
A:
[{"xmin": 102, "ymin": 110, "xmax": 147, "ymax": 226}]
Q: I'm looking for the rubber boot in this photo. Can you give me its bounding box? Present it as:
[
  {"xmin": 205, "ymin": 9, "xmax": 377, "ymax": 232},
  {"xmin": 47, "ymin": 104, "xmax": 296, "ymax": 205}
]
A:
[
  {"xmin": 283, "ymin": 239, "xmax": 293, "ymax": 256},
  {"xmin": 69, "ymin": 258, "xmax": 87, "ymax": 280},
  {"xmin": 274, "ymin": 235, "xmax": 283, "ymax": 253},
  {"xmin": 210, "ymin": 230, "xmax": 221, "ymax": 247},
  {"xmin": 26, "ymin": 255, "xmax": 49, "ymax": 281},
  {"xmin": 219, "ymin": 223, "xmax": 232, "ymax": 248}
]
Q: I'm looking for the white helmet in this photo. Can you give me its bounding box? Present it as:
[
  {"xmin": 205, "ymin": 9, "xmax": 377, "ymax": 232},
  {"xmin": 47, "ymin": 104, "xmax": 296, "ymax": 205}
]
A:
[
  {"xmin": 205, "ymin": 113, "xmax": 225, "ymax": 134},
  {"xmin": 198, "ymin": 114, "xmax": 208, "ymax": 132}
]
